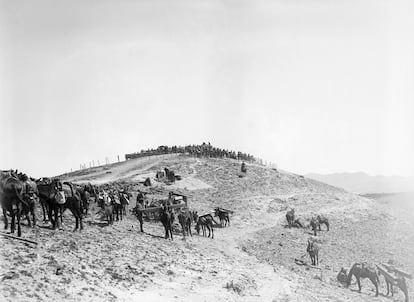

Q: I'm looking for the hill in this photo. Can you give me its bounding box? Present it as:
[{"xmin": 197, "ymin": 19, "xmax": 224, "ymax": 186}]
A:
[
  {"xmin": 1, "ymin": 154, "xmax": 413, "ymax": 302},
  {"xmin": 306, "ymin": 171, "xmax": 414, "ymax": 194}
]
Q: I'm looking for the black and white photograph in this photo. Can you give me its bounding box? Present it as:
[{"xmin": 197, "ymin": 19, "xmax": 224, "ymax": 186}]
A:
[{"xmin": 1, "ymin": 0, "xmax": 413, "ymax": 301}]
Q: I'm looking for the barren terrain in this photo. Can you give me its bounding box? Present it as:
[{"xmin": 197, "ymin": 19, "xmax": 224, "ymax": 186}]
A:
[{"xmin": 1, "ymin": 154, "xmax": 413, "ymax": 301}]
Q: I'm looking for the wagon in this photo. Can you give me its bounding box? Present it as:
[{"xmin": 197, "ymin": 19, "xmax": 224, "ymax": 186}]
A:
[
  {"xmin": 139, "ymin": 192, "xmax": 188, "ymax": 219},
  {"xmin": 377, "ymin": 263, "xmax": 412, "ymax": 281},
  {"xmin": 376, "ymin": 263, "xmax": 411, "ymax": 301},
  {"xmin": 169, "ymin": 192, "xmax": 187, "ymax": 204}
]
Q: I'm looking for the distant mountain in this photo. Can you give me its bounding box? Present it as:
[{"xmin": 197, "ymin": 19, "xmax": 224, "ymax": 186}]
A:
[{"xmin": 305, "ymin": 172, "xmax": 414, "ymax": 194}]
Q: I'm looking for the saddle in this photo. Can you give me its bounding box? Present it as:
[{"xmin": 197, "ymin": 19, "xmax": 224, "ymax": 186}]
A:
[
  {"xmin": 113, "ymin": 195, "xmax": 121, "ymax": 205},
  {"xmin": 121, "ymin": 193, "xmax": 130, "ymax": 204},
  {"xmin": 103, "ymin": 194, "xmax": 112, "ymax": 206},
  {"xmin": 55, "ymin": 191, "xmax": 66, "ymax": 205}
]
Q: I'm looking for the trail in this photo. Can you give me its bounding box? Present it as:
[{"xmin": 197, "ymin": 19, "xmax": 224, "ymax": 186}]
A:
[{"xmin": 207, "ymin": 211, "xmax": 296, "ymax": 301}]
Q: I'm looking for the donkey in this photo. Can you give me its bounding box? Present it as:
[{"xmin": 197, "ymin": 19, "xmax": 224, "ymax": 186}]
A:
[
  {"xmin": 286, "ymin": 208, "xmax": 295, "ymax": 228},
  {"xmin": 309, "ymin": 217, "xmax": 320, "ymax": 236},
  {"xmin": 292, "ymin": 217, "xmax": 305, "ymax": 228},
  {"xmin": 177, "ymin": 209, "xmax": 192, "ymax": 238},
  {"xmin": 214, "ymin": 208, "xmax": 230, "ymax": 227},
  {"xmin": 307, "ymin": 239, "xmax": 319, "ymax": 266},
  {"xmin": 195, "ymin": 214, "xmax": 217, "ymax": 239},
  {"xmin": 317, "ymin": 215, "xmax": 330, "ymax": 231},
  {"xmin": 345, "ymin": 262, "xmax": 379, "ymax": 297},
  {"xmin": 37, "ymin": 179, "xmax": 83, "ymax": 231},
  {"xmin": 191, "ymin": 211, "xmax": 198, "ymax": 224}
]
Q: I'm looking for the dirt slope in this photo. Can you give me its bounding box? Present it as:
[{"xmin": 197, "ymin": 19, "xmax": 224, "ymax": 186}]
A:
[{"xmin": 1, "ymin": 155, "xmax": 412, "ymax": 301}]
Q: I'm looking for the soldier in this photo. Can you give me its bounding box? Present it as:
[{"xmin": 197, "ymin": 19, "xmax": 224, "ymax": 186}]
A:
[
  {"xmin": 136, "ymin": 190, "xmax": 144, "ymax": 205},
  {"xmin": 241, "ymin": 162, "xmax": 247, "ymax": 173}
]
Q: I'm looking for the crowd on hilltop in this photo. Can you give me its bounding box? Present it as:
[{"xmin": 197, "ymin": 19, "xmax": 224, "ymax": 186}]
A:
[{"xmin": 125, "ymin": 142, "xmax": 257, "ymax": 162}]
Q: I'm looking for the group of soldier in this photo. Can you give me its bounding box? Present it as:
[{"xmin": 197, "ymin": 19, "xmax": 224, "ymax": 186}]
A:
[{"xmin": 125, "ymin": 143, "xmax": 256, "ymax": 162}]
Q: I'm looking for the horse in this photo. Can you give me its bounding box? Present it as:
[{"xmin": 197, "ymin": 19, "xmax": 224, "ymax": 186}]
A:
[
  {"xmin": 317, "ymin": 215, "xmax": 330, "ymax": 231},
  {"xmin": 306, "ymin": 239, "xmax": 319, "ymax": 266},
  {"xmin": 377, "ymin": 268, "xmax": 409, "ymax": 302},
  {"xmin": 214, "ymin": 208, "xmax": 230, "ymax": 227},
  {"xmin": 37, "ymin": 179, "xmax": 83, "ymax": 231},
  {"xmin": 36, "ymin": 177, "xmax": 52, "ymax": 222},
  {"xmin": 0, "ymin": 172, "xmax": 26, "ymax": 237},
  {"xmin": 76, "ymin": 185, "xmax": 91, "ymax": 217},
  {"xmin": 177, "ymin": 209, "xmax": 192, "ymax": 238},
  {"xmin": 309, "ymin": 217, "xmax": 319, "ymax": 236},
  {"xmin": 345, "ymin": 262, "xmax": 379, "ymax": 297},
  {"xmin": 159, "ymin": 206, "xmax": 174, "ymax": 240},
  {"xmin": 285, "ymin": 208, "xmax": 295, "ymax": 228},
  {"xmin": 292, "ymin": 217, "xmax": 305, "ymax": 228},
  {"xmin": 37, "ymin": 179, "xmax": 64, "ymax": 229},
  {"xmin": 195, "ymin": 214, "xmax": 217, "ymax": 239},
  {"xmin": 57, "ymin": 181, "xmax": 83, "ymax": 230}
]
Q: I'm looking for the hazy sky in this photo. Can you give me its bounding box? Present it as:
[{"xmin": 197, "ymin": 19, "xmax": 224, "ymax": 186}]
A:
[{"xmin": 1, "ymin": 0, "xmax": 413, "ymax": 177}]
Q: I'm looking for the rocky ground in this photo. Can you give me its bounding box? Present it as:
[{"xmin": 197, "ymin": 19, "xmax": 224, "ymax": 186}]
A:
[{"xmin": 1, "ymin": 155, "xmax": 413, "ymax": 301}]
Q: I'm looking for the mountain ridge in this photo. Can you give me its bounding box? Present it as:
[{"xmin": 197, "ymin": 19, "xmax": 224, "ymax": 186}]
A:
[{"xmin": 306, "ymin": 171, "xmax": 414, "ymax": 194}]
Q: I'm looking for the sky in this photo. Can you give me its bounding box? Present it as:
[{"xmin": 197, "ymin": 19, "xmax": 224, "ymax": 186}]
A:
[{"xmin": 1, "ymin": 0, "xmax": 414, "ymax": 178}]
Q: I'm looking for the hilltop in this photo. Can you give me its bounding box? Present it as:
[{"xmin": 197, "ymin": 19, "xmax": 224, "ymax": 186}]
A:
[{"xmin": 1, "ymin": 154, "xmax": 413, "ymax": 302}]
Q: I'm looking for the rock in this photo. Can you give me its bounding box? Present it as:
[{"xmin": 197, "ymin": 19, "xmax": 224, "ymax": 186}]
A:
[
  {"xmin": 1, "ymin": 271, "xmax": 19, "ymax": 281},
  {"xmin": 56, "ymin": 266, "xmax": 64, "ymax": 275},
  {"xmin": 224, "ymin": 275, "xmax": 257, "ymax": 296},
  {"xmin": 166, "ymin": 270, "xmax": 175, "ymax": 276}
]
